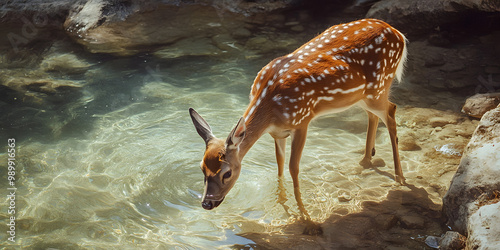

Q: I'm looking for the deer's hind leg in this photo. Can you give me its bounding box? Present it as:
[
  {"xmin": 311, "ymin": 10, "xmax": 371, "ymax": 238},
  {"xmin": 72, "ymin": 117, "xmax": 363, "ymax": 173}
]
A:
[
  {"xmin": 385, "ymin": 101, "xmax": 405, "ymax": 184},
  {"xmin": 360, "ymin": 110, "xmax": 379, "ymax": 168},
  {"xmin": 360, "ymin": 97, "xmax": 405, "ymax": 184}
]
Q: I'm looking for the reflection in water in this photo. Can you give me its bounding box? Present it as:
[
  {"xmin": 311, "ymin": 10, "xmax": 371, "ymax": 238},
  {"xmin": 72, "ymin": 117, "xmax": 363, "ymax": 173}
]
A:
[{"xmin": 1, "ymin": 37, "xmax": 475, "ymax": 248}]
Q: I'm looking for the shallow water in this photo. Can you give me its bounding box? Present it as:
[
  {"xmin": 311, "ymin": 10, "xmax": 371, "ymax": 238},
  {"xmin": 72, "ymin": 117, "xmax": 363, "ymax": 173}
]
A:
[{"xmin": 0, "ymin": 26, "xmax": 478, "ymax": 249}]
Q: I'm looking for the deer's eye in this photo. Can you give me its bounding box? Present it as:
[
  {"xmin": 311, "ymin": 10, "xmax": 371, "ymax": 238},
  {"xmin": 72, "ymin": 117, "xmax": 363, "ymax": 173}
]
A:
[{"xmin": 223, "ymin": 171, "xmax": 232, "ymax": 179}]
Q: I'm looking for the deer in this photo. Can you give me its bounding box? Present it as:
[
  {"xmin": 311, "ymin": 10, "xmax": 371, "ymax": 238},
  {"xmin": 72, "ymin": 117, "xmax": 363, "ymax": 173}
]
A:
[{"xmin": 189, "ymin": 18, "xmax": 408, "ymax": 234}]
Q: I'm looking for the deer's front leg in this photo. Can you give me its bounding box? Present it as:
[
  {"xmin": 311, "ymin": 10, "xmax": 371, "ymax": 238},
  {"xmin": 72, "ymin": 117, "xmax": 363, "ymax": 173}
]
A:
[
  {"xmin": 289, "ymin": 128, "xmax": 308, "ymax": 218},
  {"xmin": 275, "ymin": 138, "xmax": 286, "ymax": 177},
  {"xmin": 289, "ymin": 127, "xmax": 322, "ymax": 235},
  {"xmin": 274, "ymin": 138, "xmax": 289, "ymax": 213}
]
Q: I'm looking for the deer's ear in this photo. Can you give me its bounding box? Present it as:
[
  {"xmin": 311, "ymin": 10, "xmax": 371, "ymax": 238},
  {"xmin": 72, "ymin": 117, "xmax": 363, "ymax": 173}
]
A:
[
  {"xmin": 226, "ymin": 117, "xmax": 246, "ymax": 149},
  {"xmin": 189, "ymin": 108, "xmax": 214, "ymax": 144}
]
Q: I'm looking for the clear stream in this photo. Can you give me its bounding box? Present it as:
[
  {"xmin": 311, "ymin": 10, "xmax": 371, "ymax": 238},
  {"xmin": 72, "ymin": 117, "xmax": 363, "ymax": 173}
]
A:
[{"xmin": 0, "ymin": 24, "xmax": 474, "ymax": 249}]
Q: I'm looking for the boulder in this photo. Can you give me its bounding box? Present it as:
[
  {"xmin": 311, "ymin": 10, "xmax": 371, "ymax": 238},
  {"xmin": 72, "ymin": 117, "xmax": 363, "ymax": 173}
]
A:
[
  {"xmin": 366, "ymin": 0, "xmax": 500, "ymax": 36},
  {"xmin": 64, "ymin": 2, "xmax": 246, "ymax": 56},
  {"xmin": 442, "ymin": 105, "xmax": 500, "ymax": 238},
  {"xmin": 405, "ymin": 40, "xmax": 484, "ymax": 90},
  {"xmin": 462, "ymin": 93, "xmax": 500, "ymax": 118},
  {"xmin": 467, "ymin": 202, "xmax": 500, "ymax": 249}
]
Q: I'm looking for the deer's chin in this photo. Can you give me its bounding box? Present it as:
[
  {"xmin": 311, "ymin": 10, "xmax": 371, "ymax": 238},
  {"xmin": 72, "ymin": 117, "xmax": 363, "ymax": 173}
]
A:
[{"xmin": 213, "ymin": 197, "xmax": 224, "ymax": 208}]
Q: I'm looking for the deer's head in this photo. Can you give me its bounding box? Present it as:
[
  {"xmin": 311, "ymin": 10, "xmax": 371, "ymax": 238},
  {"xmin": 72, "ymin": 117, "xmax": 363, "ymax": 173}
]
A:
[{"xmin": 189, "ymin": 108, "xmax": 246, "ymax": 210}]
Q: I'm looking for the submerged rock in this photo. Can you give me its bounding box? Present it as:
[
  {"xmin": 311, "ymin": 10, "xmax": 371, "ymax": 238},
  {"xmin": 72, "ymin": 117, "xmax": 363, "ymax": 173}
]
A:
[
  {"xmin": 153, "ymin": 37, "xmax": 222, "ymax": 59},
  {"xmin": 399, "ymin": 214, "xmax": 425, "ymax": 229},
  {"xmin": 399, "ymin": 132, "xmax": 421, "ymax": 151},
  {"xmin": 462, "ymin": 93, "xmax": 500, "ymax": 118},
  {"xmin": 442, "ymin": 105, "xmax": 500, "ymax": 245},
  {"xmin": 40, "ymin": 53, "xmax": 93, "ymax": 74}
]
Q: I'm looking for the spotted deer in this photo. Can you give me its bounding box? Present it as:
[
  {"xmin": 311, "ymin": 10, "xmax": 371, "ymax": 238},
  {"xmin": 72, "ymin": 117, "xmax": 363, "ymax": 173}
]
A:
[{"xmin": 189, "ymin": 18, "xmax": 407, "ymax": 229}]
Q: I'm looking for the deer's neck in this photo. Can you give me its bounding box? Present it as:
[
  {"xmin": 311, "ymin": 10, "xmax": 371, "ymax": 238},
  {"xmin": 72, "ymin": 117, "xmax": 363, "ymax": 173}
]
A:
[{"xmin": 237, "ymin": 107, "xmax": 272, "ymax": 160}]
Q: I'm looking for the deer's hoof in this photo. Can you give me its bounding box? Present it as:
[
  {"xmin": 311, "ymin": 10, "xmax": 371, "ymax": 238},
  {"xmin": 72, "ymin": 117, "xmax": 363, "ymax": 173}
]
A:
[
  {"xmin": 359, "ymin": 157, "xmax": 372, "ymax": 168},
  {"xmin": 396, "ymin": 175, "xmax": 407, "ymax": 185}
]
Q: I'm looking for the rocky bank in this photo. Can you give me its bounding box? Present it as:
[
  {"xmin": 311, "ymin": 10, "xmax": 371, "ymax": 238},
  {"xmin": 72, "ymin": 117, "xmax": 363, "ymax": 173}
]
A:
[{"xmin": 443, "ymin": 104, "xmax": 500, "ymax": 249}]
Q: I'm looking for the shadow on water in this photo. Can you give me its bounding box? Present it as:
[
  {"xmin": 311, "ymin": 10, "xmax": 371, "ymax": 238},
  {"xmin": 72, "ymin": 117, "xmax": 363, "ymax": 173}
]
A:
[{"xmin": 238, "ymin": 182, "xmax": 445, "ymax": 250}]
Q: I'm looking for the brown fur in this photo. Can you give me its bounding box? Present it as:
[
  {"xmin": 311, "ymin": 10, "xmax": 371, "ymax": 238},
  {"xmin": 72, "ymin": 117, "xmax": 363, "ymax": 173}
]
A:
[{"xmin": 202, "ymin": 138, "xmax": 225, "ymax": 176}]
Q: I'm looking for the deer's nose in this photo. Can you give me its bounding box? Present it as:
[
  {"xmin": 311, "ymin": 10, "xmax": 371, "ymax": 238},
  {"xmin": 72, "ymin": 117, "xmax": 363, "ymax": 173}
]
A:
[{"xmin": 202, "ymin": 200, "xmax": 214, "ymax": 210}]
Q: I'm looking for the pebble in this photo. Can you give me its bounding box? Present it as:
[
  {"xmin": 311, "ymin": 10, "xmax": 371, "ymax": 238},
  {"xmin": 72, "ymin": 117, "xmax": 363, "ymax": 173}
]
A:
[
  {"xmin": 338, "ymin": 191, "xmax": 352, "ymax": 202},
  {"xmin": 439, "ymin": 231, "xmax": 466, "ymax": 250}
]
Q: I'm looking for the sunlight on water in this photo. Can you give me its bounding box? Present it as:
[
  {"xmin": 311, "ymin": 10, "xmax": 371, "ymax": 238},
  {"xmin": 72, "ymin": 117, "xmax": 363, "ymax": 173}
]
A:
[{"xmin": 1, "ymin": 39, "xmax": 473, "ymax": 248}]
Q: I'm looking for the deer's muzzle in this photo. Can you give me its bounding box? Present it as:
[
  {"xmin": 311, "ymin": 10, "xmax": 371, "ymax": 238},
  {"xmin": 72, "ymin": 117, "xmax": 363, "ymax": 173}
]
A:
[{"xmin": 201, "ymin": 197, "xmax": 224, "ymax": 210}]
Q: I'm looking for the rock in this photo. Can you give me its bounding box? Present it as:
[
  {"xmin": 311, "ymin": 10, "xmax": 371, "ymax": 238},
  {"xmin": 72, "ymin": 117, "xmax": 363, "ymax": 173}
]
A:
[
  {"xmin": 399, "ymin": 215, "xmax": 425, "ymax": 229},
  {"xmin": 366, "ymin": 0, "xmax": 500, "ymax": 36},
  {"xmin": 1, "ymin": 74, "xmax": 84, "ymax": 106},
  {"xmin": 337, "ymin": 190, "xmax": 352, "ymax": 202},
  {"xmin": 212, "ymin": 0, "xmax": 297, "ymax": 16},
  {"xmin": 424, "ymin": 235, "xmax": 440, "ymax": 249},
  {"xmin": 232, "ymin": 27, "xmax": 252, "ymax": 38},
  {"xmin": 374, "ymin": 214, "xmax": 398, "ymax": 230},
  {"xmin": 399, "ymin": 132, "xmax": 421, "ymax": 151},
  {"xmin": 64, "ymin": 2, "xmax": 245, "ymax": 56},
  {"xmin": 485, "ymin": 66, "xmax": 500, "ymax": 74},
  {"xmin": 62, "ymin": 0, "xmax": 307, "ymax": 56},
  {"xmin": 428, "ymin": 33, "xmax": 452, "ymax": 47},
  {"xmin": 440, "ymin": 62, "xmax": 466, "ymax": 73},
  {"xmin": 429, "ymin": 116, "xmax": 457, "ymax": 127},
  {"xmin": 4, "ymin": 76, "xmax": 83, "ymax": 94},
  {"xmin": 439, "ymin": 231, "xmax": 466, "ymax": 250},
  {"xmin": 424, "ymin": 53, "xmax": 446, "ymax": 67},
  {"xmin": 452, "ymin": 0, "xmax": 500, "ymax": 12},
  {"xmin": 290, "ymin": 25, "xmax": 305, "ymax": 32},
  {"xmin": 211, "ymin": 34, "xmax": 243, "ymax": 53},
  {"xmin": 479, "ymin": 31, "xmax": 500, "ymax": 55},
  {"xmin": 0, "ymin": 0, "xmax": 75, "ymax": 22},
  {"xmin": 246, "ymin": 36, "xmax": 269, "ymax": 49},
  {"xmin": 462, "ymin": 93, "xmax": 500, "ymax": 118},
  {"xmin": 153, "ymin": 37, "xmax": 222, "ymax": 59},
  {"xmin": 467, "ymin": 202, "xmax": 500, "ymax": 249},
  {"xmin": 40, "ymin": 53, "xmax": 92, "ymax": 74},
  {"xmin": 406, "ymin": 40, "xmax": 483, "ymax": 90},
  {"xmin": 442, "ymin": 105, "xmax": 500, "ymax": 235}
]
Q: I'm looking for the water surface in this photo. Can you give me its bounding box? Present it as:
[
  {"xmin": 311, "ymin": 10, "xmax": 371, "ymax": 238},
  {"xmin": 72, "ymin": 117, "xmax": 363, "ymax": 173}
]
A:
[{"xmin": 0, "ymin": 27, "xmax": 476, "ymax": 249}]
